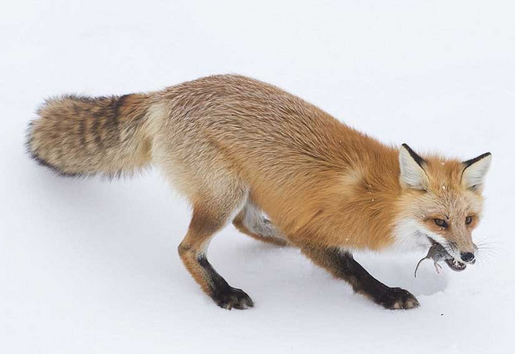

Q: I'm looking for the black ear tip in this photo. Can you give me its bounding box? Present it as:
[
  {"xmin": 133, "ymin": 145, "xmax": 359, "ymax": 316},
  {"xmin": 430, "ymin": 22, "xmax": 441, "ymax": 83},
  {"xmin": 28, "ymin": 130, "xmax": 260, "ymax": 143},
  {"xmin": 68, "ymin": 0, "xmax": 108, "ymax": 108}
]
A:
[
  {"xmin": 400, "ymin": 143, "xmax": 415, "ymax": 155},
  {"xmin": 463, "ymin": 152, "xmax": 492, "ymax": 167},
  {"xmin": 477, "ymin": 152, "xmax": 492, "ymax": 159},
  {"xmin": 400, "ymin": 143, "xmax": 426, "ymax": 166}
]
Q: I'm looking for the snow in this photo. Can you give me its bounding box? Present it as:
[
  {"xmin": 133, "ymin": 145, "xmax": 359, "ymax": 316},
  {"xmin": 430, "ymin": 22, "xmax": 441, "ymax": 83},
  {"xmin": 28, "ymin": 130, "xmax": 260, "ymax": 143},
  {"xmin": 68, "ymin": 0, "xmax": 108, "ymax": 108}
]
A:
[{"xmin": 1, "ymin": 0, "xmax": 514, "ymax": 353}]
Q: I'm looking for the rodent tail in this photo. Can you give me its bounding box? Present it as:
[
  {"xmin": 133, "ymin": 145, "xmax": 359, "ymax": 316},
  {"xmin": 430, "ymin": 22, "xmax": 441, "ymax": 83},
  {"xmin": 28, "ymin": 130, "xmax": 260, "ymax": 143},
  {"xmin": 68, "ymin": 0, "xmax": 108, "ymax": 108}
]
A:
[{"xmin": 27, "ymin": 93, "xmax": 153, "ymax": 178}]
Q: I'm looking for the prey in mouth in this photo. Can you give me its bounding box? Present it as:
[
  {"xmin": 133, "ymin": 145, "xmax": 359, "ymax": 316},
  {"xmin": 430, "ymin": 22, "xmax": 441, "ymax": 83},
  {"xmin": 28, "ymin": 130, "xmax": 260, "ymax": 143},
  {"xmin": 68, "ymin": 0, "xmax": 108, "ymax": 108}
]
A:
[{"xmin": 414, "ymin": 238, "xmax": 472, "ymax": 277}]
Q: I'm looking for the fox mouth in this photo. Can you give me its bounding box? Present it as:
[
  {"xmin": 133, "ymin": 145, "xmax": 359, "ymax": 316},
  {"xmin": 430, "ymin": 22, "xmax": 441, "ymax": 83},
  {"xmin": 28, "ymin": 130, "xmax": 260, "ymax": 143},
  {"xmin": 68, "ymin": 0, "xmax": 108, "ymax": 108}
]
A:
[
  {"xmin": 427, "ymin": 238, "xmax": 469, "ymax": 272},
  {"xmin": 444, "ymin": 258, "xmax": 467, "ymax": 272}
]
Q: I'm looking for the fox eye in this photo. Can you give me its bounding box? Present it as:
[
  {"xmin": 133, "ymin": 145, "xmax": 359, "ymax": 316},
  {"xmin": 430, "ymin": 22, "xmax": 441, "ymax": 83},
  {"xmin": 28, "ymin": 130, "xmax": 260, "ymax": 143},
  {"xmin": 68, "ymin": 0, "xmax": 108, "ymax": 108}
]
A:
[
  {"xmin": 465, "ymin": 216, "xmax": 473, "ymax": 225},
  {"xmin": 434, "ymin": 218, "xmax": 448, "ymax": 228}
]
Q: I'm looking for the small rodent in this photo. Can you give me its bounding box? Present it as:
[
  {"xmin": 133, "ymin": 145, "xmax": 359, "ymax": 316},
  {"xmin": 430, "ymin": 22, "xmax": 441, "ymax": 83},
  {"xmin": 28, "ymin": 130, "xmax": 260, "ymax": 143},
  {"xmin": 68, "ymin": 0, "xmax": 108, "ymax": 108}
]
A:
[{"xmin": 414, "ymin": 243, "xmax": 449, "ymax": 278}]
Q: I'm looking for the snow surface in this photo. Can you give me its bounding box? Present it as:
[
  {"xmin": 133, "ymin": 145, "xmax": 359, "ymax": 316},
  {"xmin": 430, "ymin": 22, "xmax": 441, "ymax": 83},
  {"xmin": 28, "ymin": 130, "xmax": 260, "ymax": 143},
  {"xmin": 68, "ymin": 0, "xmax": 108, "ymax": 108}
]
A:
[{"xmin": 1, "ymin": 1, "xmax": 514, "ymax": 353}]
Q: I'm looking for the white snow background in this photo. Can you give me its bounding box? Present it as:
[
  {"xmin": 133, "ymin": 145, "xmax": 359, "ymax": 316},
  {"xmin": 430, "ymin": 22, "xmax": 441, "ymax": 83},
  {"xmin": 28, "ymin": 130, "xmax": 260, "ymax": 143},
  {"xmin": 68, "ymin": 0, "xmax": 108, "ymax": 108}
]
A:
[{"xmin": 1, "ymin": 1, "xmax": 514, "ymax": 353}]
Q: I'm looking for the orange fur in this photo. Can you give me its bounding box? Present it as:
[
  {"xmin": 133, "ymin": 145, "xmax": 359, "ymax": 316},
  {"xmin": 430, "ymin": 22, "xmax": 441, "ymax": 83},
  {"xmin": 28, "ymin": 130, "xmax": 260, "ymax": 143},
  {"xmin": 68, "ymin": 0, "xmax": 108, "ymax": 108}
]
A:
[{"xmin": 27, "ymin": 74, "xmax": 491, "ymax": 309}]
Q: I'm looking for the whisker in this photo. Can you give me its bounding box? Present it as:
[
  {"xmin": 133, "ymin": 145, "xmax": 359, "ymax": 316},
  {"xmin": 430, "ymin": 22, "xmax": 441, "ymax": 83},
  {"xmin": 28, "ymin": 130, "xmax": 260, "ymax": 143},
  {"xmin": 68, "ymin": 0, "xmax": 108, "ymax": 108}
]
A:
[
  {"xmin": 475, "ymin": 251, "xmax": 501, "ymax": 265},
  {"xmin": 474, "ymin": 237, "xmax": 506, "ymax": 260},
  {"xmin": 476, "ymin": 240, "xmax": 500, "ymax": 245}
]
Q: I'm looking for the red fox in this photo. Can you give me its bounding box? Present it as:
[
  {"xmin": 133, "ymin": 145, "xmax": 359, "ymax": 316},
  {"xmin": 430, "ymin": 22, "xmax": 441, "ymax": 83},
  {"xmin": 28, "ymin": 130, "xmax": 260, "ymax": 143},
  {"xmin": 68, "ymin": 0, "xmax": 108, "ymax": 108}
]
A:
[{"xmin": 27, "ymin": 75, "xmax": 491, "ymax": 310}]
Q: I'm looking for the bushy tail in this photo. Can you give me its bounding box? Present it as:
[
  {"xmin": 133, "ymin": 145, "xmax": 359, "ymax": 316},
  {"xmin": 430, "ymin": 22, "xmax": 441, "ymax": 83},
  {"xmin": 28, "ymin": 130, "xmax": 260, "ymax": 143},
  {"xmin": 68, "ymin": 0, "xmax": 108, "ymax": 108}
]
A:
[{"xmin": 27, "ymin": 93, "xmax": 153, "ymax": 178}]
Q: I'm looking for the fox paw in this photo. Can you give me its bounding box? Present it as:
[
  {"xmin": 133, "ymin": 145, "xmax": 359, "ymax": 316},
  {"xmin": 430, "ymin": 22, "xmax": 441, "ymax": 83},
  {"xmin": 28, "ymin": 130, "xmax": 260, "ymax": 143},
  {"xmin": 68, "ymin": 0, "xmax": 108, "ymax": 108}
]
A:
[
  {"xmin": 377, "ymin": 287, "xmax": 420, "ymax": 310},
  {"xmin": 212, "ymin": 287, "xmax": 254, "ymax": 310}
]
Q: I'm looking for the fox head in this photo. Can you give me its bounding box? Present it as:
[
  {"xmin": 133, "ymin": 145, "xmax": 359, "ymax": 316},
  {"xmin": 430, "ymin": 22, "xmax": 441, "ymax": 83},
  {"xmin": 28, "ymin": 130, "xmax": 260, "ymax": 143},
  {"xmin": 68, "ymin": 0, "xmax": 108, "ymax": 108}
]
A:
[{"xmin": 396, "ymin": 144, "xmax": 492, "ymax": 269}]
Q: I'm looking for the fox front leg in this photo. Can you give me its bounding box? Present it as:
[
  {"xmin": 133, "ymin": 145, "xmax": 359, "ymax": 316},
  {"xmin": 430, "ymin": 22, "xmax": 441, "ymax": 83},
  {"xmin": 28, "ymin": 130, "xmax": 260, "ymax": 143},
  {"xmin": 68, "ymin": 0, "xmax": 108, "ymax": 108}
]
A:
[{"xmin": 301, "ymin": 245, "xmax": 419, "ymax": 310}]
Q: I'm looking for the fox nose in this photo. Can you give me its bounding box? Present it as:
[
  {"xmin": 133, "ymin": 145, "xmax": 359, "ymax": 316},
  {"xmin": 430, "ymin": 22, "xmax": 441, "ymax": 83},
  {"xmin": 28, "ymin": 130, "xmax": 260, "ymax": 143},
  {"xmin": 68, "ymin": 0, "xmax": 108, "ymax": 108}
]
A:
[{"xmin": 461, "ymin": 252, "xmax": 475, "ymax": 263}]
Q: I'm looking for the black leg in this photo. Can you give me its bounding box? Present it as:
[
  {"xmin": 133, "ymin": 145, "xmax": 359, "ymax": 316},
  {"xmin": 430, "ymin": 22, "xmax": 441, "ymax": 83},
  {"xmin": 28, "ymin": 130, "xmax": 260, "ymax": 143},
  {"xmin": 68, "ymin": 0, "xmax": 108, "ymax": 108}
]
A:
[
  {"xmin": 301, "ymin": 245, "xmax": 419, "ymax": 310},
  {"xmin": 197, "ymin": 256, "xmax": 254, "ymax": 310}
]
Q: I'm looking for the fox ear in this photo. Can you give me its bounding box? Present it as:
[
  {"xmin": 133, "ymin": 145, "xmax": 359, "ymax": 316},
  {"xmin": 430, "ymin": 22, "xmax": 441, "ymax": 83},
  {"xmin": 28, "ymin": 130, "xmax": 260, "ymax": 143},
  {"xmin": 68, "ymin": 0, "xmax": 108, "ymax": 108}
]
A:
[
  {"xmin": 462, "ymin": 153, "xmax": 492, "ymax": 191},
  {"xmin": 399, "ymin": 144, "xmax": 428, "ymax": 190}
]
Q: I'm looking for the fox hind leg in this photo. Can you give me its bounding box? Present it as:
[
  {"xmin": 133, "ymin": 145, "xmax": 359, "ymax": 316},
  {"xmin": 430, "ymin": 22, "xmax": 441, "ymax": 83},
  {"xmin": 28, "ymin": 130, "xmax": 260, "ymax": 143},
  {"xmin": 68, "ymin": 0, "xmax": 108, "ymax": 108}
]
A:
[
  {"xmin": 178, "ymin": 192, "xmax": 254, "ymax": 310},
  {"xmin": 233, "ymin": 200, "xmax": 287, "ymax": 246}
]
